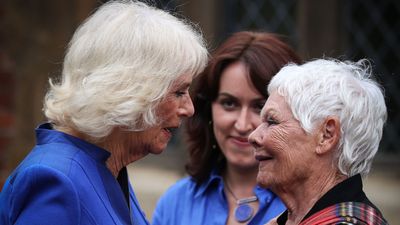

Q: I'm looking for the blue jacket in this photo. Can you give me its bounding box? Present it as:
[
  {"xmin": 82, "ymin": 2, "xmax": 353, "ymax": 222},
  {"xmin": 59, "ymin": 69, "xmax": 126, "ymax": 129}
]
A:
[
  {"xmin": 152, "ymin": 171, "xmax": 285, "ymax": 225},
  {"xmin": 0, "ymin": 123, "xmax": 149, "ymax": 225}
]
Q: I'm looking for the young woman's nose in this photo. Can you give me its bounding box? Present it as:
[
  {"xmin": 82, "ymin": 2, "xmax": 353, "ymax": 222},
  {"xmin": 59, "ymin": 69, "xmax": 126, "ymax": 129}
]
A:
[
  {"xmin": 248, "ymin": 126, "xmax": 262, "ymax": 148},
  {"xmin": 234, "ymin": 108, "xmax": 252, "ymax": 133}
]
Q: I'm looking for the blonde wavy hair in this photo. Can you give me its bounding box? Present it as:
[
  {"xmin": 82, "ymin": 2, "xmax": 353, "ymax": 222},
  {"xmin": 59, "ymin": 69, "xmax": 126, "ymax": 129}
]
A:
[{"xmin": 44, "ymin": 0, "xmax": 208, "ymax": 141}]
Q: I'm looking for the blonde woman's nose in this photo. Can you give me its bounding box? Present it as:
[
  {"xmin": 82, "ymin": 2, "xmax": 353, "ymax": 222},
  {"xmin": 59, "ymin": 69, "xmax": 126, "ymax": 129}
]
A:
[{"xmin": 179, "ymin": 97, "xmax": 195, "ymax": 117}]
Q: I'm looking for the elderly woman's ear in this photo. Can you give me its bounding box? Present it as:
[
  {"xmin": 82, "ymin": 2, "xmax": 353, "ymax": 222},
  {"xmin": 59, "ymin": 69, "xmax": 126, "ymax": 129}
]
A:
[{"xmin": 315, "ymin": 116, "xmax": 340, "ymax": 155}]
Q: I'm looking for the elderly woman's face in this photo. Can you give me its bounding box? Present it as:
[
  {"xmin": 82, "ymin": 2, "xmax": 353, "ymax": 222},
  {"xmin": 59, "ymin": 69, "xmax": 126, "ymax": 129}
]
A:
[
  {"xmin": 211, "ymin": 61, "xmax": 265, "ymax": 170},
  {"xmin": 142, "ymin": 73, "xmax": 195, "ymax": 154},
  {"xmin": 115, "ymin": 73, "xmax": 195, "ymax": 159},
  {"xmin": 248, "ymin": 91, "xmax": 319, "ymax": 189}
]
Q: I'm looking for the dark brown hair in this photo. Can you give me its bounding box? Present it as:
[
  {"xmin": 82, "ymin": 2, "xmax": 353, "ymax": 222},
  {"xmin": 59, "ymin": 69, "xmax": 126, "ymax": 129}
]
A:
[{"xmin": 185, "ymin": 31, "xmax": 301, "ymax": 183}]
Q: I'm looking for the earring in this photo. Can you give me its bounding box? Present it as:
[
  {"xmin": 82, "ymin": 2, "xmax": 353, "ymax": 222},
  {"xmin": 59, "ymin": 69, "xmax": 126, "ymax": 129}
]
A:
[
  {"xmin": 209, "ymin": 120, "xmax": 212, "ymax": 125},
  {"xmin": 212, "ymin": 144, "xmax": 216, "ymax": 149}
]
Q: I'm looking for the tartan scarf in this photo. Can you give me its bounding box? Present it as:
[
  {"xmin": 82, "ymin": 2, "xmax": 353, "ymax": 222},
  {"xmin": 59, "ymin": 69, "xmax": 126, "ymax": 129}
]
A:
[{"xmin": 299, "ymin": 202, "xmax": 388, "ymax": 225}]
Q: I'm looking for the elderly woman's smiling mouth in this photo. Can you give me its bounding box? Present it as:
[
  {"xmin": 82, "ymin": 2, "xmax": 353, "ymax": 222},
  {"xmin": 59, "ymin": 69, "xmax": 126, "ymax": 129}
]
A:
[{"xmin": 254, "ymin": 152, "xmax": 273, "ymax": 162}]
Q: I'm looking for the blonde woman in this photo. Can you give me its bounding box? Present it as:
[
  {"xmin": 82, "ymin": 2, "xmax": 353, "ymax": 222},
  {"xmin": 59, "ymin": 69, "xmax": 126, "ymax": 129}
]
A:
[{"xmin": 0, "ymin": 1, "xmax": 207, "ymax": 225}]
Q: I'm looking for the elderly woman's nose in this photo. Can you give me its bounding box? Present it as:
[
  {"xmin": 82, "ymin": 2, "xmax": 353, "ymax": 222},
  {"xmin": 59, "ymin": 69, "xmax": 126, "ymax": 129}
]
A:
[{"xmin": 179, "ymin": 97, "xmax": 195, "ymax": 117}]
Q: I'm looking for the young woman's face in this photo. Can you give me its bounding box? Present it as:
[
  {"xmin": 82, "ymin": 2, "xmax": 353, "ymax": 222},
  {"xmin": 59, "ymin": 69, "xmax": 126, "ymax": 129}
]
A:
[{"xmin": 211, "ymin": 61, "xmax": 266, "ymax": 170}]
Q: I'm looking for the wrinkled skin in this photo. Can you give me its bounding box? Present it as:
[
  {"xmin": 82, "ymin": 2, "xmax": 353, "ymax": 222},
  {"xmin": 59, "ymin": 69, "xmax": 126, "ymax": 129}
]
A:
[{"xmin": 249, "ymin": 91, "xmax": 318, "ymax": 191}]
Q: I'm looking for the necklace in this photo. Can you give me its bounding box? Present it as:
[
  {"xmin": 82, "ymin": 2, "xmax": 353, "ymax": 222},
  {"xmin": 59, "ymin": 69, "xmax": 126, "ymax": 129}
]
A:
[{"xmin": 225, "ymin": 181, "xmax": 258, "ymax": 223}]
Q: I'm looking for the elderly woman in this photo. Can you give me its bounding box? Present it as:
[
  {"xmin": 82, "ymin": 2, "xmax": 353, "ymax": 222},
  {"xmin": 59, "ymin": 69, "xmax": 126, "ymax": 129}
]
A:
[
  {"xmin": 0, "ymin": 1, "xmax": 207, "ymax": 225},
  {"xmin": 249, "ymin": 59, "xmax": 388, "ymax": 225}
]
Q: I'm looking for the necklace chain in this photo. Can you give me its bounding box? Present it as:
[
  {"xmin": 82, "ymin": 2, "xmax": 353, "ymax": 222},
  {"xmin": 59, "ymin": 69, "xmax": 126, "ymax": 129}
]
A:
[{"xmin": 224, "ymin": 181, "xmax": 258, "ymax": 205}]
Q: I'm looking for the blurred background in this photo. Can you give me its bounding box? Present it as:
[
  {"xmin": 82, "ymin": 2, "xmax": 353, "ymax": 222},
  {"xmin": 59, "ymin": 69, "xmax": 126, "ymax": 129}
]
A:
[{"xmin": 0, "ymin": 0, "xmax": 399, "ymax": 224}]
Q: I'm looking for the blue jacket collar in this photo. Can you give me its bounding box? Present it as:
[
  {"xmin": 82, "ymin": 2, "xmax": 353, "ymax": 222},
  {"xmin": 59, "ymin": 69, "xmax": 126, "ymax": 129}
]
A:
[{"xmin": 36, "ymin": 123, "xmax": 111, "ymax": 163}]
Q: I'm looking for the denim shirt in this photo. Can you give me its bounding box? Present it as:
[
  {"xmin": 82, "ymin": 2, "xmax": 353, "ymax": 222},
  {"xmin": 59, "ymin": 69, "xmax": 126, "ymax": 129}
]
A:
[{"xmin": 152, "ymin": 170, "xmax": 285, "ymax": 225}]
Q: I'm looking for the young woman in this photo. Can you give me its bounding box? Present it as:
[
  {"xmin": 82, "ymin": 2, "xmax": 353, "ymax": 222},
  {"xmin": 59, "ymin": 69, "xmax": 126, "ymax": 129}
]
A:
[{"xmin": 152, "ymin": 31, "xmax": 301, "ymax": 225}]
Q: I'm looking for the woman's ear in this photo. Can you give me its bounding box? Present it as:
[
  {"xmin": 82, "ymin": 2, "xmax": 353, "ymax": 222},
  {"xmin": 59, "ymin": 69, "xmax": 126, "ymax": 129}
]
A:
[{"xmin": 316, "ymin": 116, "xmax": 340, "ymax": 155}]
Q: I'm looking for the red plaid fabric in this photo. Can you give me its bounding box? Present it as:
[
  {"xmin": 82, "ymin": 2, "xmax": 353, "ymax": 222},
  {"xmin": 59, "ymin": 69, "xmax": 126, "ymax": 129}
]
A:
[{"xmin": 299, "ymin": 202, "xmax": 388, "ymax": 225}]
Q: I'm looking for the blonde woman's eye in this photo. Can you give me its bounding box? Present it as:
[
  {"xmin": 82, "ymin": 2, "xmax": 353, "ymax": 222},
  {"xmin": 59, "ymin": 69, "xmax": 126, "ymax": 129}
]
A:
[{"xmin": 175, "ymin": 91, "xmax": 186, "ymax": 97}]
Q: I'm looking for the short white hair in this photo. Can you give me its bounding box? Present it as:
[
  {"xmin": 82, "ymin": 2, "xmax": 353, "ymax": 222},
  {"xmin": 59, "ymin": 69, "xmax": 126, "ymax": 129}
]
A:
[
  {"xmin": 44, "ymin": 0, "xmax": 208, "ymax": 141},
  {"xmin": 268, "ymin": 59, "xmax": 387, "ymax": 177}
]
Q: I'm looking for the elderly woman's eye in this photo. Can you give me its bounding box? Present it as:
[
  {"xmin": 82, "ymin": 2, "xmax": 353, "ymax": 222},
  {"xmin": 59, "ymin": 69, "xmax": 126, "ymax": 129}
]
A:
[
  {"xmin": 175, "ymin": 91, "xmax": 186, "ymax": 97},
  {"xmin": 266, "ymin": 116, "xmax": 278, "ymax": 126}
]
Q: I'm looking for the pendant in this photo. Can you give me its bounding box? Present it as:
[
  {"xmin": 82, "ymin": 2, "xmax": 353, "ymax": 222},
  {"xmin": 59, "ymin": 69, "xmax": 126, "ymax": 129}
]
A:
[{"xmin": 234, "ymin": 203, "xmax": 254, "ymax": 223}]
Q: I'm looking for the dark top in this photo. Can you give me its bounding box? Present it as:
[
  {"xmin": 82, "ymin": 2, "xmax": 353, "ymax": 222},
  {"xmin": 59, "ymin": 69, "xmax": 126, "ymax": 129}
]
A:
[{"xmin": 277, "ymin": 174, "xmax": 384, "ymax": 224}]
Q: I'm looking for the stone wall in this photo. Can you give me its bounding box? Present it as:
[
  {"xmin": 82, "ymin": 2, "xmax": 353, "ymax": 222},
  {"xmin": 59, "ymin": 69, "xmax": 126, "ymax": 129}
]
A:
[{"xmin": 0, "ymin": 0, "xmax": 98, "ymax": 188}]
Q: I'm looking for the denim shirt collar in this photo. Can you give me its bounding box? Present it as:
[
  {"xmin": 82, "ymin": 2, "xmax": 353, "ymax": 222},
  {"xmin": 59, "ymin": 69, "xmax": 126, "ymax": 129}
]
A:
[
  {"xmin": 194, "ymin": 168, "xmax": 277, "ymax": 206},
  {"xmin": 194, "ymin": 169, "xmax": 223, "ymax": 198}
]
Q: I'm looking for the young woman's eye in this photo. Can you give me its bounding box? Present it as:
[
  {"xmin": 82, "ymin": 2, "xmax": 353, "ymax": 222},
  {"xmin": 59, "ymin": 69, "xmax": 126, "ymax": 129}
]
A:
[
  {"xmin": 253, "ymin": 100, "xmax": 266, "ymax": 113},
  {"xmin": 220, "ymin": 99, "xmax": 237, "ymax": 110}
]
